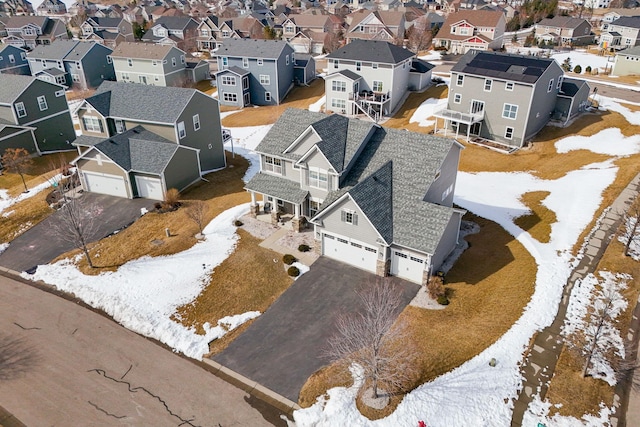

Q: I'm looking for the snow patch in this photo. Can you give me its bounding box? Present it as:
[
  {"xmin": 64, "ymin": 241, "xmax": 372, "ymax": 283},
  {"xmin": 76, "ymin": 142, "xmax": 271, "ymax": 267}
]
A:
[{"xmin": 555, "ymin": 128, "xmax": 640, "ymax": 156}]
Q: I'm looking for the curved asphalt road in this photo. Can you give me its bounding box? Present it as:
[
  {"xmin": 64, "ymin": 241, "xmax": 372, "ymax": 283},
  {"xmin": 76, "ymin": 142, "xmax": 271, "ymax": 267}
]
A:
[{"xmin": 0, "ymin": 273, "xmax": 286, "ymax": 427}]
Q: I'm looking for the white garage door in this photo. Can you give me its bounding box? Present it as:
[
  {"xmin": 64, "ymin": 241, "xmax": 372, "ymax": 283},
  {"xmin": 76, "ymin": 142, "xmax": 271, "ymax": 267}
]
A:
[
  {"xmin": 135, "ymin": 176, "xmax": 164, "ymax": 200},
  {"xmin": 83, "ymin": 171, "xmax": 128, "ymax": 198},
  {"xmin": 322, "ymin": 233, "xmax": 377, "ymax": 273},
  {"xmin": 391, "ymin": 250, "xmax": 426, "ymax": 284}
]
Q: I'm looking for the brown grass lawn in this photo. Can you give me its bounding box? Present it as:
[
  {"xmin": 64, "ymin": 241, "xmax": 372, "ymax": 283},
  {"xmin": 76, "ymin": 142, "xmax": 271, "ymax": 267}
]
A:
[
  {"xmin": 220, "ymin": 79, "xmax": 326, "ymax": 127},
  {"xmin": 299, "ymin": 212, "xmax": 537, "ymax": 417},
  {"xmin": 62, "ymin": 152, "xmax": 251, "ymax": 274},
  {"xmin": 382, "ymin": 84, "xmax": 448, "ymax": 134},
  {"xmin": 514, "ymin": 191, "xmax": 556, "ymax": 244},
  {"xmin": 176, "ymin": 229, "xmax": 292, "ymax": 352},
  {"xmin": 546, "ymin": 237, "xmax": 640, "ymax": 418}
]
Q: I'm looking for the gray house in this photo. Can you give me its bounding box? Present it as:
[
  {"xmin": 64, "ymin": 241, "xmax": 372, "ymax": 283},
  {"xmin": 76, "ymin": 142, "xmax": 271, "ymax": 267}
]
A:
[
  {"xmin": 245, "ymin": 108, "xmax": 465, "ymax": 285},
  {"xmin": 0, "ymin": 45, "xmax": 30, "ymax": 75},
  {"xmin": 434, "ymin": 50, "xmax": 590, "ymax": 149},
  {"xmin": 27, "ymin": 40, "xmax": 115, "ymax": 91},
  {"xmin": 79, "ymin": 17, "xmax": 135, "ymax": 48},
  {"xmin": 72, "ymin": 81, "xmax": 227, "ymax": 200},
  {"xmin": 141, "ymin": 16, "xmax": 199, "ymax": 52},
  {"xmin": 215, "ymin": 38, "xmax": 295, "ymax": 107},
  {"xmin": 324, "ymin": 40, "xmax": 433, "ymax": 122},
  {"xmin": 0, "ymin": 74, "xmax": 75, "ymax": 154}
]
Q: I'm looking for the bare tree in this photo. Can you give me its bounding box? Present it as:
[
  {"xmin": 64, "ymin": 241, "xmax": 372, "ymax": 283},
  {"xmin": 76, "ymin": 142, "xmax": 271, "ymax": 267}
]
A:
[
  {"xmin": 406, "ymin": 20, "xmax": 433, "ymax": 53},
  {"xmin": 1, "ymin": 148, "xmax": 34, "ymax": 193},
  {"xmin": 621, "ymin": 197, "xmax": 640, "ymax": 258},
  {"xmin": 325, "ymin": 280, "xmax": 418, "ymax": 401},
  {"xmin": 0, "ymin": 334, "xmax": 41, "ymax": 380},
  {"xmin": 186, "ymin": 200, "xmax": 208, "ymax": 235},
  {"xmin": 51, "ymin": 197, "xmax": 99, "ymax": 268}
]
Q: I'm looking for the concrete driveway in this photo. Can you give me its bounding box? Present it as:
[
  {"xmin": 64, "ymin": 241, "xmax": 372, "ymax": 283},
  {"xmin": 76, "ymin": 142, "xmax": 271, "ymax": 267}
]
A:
[
  {"xmin": 213, "ymin": 257, "xmax": 420, "ymax": 402},
  {"xmin": 0, "ymin": 193, "xmax": 155, "ymax": 272}
]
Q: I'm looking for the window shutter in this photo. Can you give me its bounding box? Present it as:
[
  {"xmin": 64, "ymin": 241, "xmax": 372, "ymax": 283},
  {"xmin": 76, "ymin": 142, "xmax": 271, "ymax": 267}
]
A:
[
  {"xmin": 353, "ymin": 213, "xmax": 358, "ymax": 225},
  {"xmin": 98, "ymin": 119, "xmax": 103, "ymax": 133},
  {"xmin": 341, "ymin": 210, "xmax": 346, "ymax": 222}
]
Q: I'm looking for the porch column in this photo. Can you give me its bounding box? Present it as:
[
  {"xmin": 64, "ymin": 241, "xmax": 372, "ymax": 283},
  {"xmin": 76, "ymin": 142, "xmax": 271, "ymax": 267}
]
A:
[
  {"xmin": 455, "ymin": 121, "xmax": 460, "ymax": 139},
  {"xmin": 294, "ymin": 203, "xmax": 300, "ymax": 219},
  {"xmin": 270, "ymin": 199, "xmax": 280, "ymax": 225},
  {"xmin": 292, "ymin": 203, "xmax": 303, "ymax": 233},
  {"xmin": 249, "ymin": 191, "xmax": 259, "ymax": 217},
  {"xmin": 466, "ymin": 124, "xmax": 471, "ymax": 142}
]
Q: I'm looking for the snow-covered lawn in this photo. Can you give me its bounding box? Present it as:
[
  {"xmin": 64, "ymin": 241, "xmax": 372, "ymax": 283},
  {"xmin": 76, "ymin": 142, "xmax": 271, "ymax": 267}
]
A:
[
  {"xmin": 552, "ymin": 50, "xmax": 613, "ymax": 73},
  {"xmin": 409, "ymin": 97, "xmax": 447, "ymax": 127},
  {"xmin": 598, "ymin": 96, "xmax": 640, "ymax": 126},
  {"xmin": 223, "ymin": 124, "xmax": 272, "ymax": 182},
  {"xmin": 0, "ymin": 175, "xmax": 60, "ymax": 215}
]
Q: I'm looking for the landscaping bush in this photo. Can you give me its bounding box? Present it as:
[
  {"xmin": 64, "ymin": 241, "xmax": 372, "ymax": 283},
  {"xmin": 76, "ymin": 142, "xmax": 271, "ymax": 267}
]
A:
[
  {"xmin": 287, "ymin": 266, "xmax": 300, "ymax": 277},
  {"xmin": 298, "ymin": 244, "xmax": 311, "ymax": 252},
  {"xmin": 283, "ymin": 254, "xmax": 297, "ymax": 265},
  {"xmin": 427, "ymin": 276, "xmax": 446, "ymax": 299},
  {"xmin": 573, "ymin": 65, "xmax": 582, "ymax": 74},
  {"xmin": 437, "ymin": 295, "xmax": 450, "ymax": 306},
  {"xmin": 164, "ymin": 188, "xmax": 181, "ymax": 209},
  {"xmin": 585, "ymin": 65, "xmax": 592, "ymax": 74},
  {"xmin": 234, "ymin": 219, "xmax": 243, "ymax": 226}
]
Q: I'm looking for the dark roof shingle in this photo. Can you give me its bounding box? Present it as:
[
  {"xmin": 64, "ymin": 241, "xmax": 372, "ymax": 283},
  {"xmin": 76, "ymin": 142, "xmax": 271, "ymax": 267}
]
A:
[{"xmin": 326, "ymin": 39, "xmax": 414, "ymax": 64}]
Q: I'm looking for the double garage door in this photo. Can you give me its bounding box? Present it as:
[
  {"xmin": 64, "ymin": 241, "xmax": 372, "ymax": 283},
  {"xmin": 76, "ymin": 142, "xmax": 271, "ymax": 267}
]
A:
[
  {"xmin": 83, "ymin": 172, "xmax": 128, "ymax": 198},
  {"xmin": 322, "ymin": 233, "xmax": 377, "ymax": 273},
  {"xmin": 390, "ymin": 250, "xmax": 426, "ymax": 284}
]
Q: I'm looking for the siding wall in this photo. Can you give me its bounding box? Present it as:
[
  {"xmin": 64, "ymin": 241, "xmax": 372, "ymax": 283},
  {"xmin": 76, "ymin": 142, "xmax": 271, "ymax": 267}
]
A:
[
  {"xmin": 613, "ymin": 54, "xmax": 640, "ymax": 76},
  {"xmin": 524, "ymin": 63, "xmax": 563, "ymax": 141},
  {"xmin": 163, "ymin": 146, "xmax": 200, "ymax": 191},
  {"xmin": 431, "ymin": 211, "xmax": 462, "ymax": 271},
  {"xmin": 0, "ymin": 128, "xmax": 37, "ymax": 153},
  {"xmin": 423, "ymin": 144, "xmax": 460, "ymax": 207},
  {"xmin": 316, "ymin": 197, "xmax": 380, "ymax": 247}
]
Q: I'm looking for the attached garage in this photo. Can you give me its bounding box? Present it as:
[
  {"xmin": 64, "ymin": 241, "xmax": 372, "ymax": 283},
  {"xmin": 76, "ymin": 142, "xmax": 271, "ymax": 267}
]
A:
[
  {"xmin": 83, "ymin": 171, "xmax": 128, "ymax": 198},
  {"xmin": 322, "ymin": 232, "xmax": 377, "ymax": 273},
  {"xmin": 135, "ymin": 175, "xmax": 164, "ymax": 200},
  {"xmin": 390, "ymin": 249, "xmax": 426, "ymax": 284}
]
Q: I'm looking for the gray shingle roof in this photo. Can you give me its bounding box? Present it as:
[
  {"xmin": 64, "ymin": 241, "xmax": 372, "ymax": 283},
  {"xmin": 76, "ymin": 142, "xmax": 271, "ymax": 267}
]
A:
[
  {"xmin": 110, "ymin": 41, "xmax": 178, "ymax": 59},
  {"xmin": 332, "ymin": 69, "xmax": 362, "ymax": 81},
  {"xmin": 72, "ymin": 134, "xmax": 105, "ymax": 147},
  {"xmin": 559, "ymin": 77, "xmax": 588, "ymax": 97},
  {"xmin": 92, "ymin": 126, "xmax": 178, "ymax": 174},
  {"xmin": 88, "ymin": 17, "xmax": 122, "ymax": 28},
  {"xmin": 348, "ymin": 161, "xmax": 393, "ymax": 243},
  {"xmin": 611, "ymin": 16, "xmax": 640, "ymax": 29},
  {"xmin": 28, "ymin": 39, "xmax": 77, "ymax": 60},
  {"xmin": 151, "ymin": 16, "xmax": 197, "ymax": 30},
  {"xmin": 536, "ymin": 16, "xmax": 589, "ymax": 30},
  {"xmin": 452, "ymin": 50, "xmax": 557, "ymax": 84},
  {"xmin": 87, "ymin": 81, "xmax": 197, "ymax": 123},
  {"xmin": 216, "ymin": 38, "xmax": 291, "ymax": 60},
  {"xmin": 245, "ymin": 172, "xmax": 309, "ymax": 204},
  {"xmin": 0, "ymin": 74, "xmax": 37, "ymax": 103},
  {"xmin": 619, "ymin": 45, "xmax": 640, "ymax": 56},
  {"xmin": 410, "ymin": 58, "xmax": 435, "ymax": 73},
  {"xmin": 326, "ymin": 40, "xmax": 415, "ymax": 64}
]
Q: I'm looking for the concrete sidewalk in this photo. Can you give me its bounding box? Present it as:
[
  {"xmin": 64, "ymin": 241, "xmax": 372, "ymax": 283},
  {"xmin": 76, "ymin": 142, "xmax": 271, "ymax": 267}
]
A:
[
  {"xmin": 259, "ymin": 227, "xmax": 318, "ymax": 266},
  {"xmin": 511, "ymin": 172, "xmax": 640, "ymax": 426}
]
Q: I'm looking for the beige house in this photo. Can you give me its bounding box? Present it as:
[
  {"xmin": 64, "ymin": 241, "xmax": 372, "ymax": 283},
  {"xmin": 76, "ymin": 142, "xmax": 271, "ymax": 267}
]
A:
[
  {"xmin": 534, "ymin": 16, "xmax": 593, "ymax": 46},
  {"xmin": 433, "ymin": 10, "xmax": 505, "ymax": 54},
  {"xmin": 345, "ymin": 10, "xmax": 406, "ymax": 43},
  {"xmin": 612, "ymin": 46, "xmax": 640, "ymax": 76}
]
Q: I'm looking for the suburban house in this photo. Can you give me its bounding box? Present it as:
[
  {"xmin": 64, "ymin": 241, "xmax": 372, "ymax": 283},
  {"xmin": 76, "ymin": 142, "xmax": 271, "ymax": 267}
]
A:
[
  {"xmin": 71, "ymin": 81, "xmax": 227, "ymax": 200},
  {"xmin": 534, "ymin": 16, "xmax": 593, "ymax": 46},
  {"xmin": 196, "ymin": 15, "xmax": 223, "ymax": 51},
  {"xmin": 0, "ymin": 45, "xmax": 30, "ymax": 75},
  {"xmin": 80, "ymin": 17, "xmax": 135, "ymax": 48},
  {"xmin": 215, "ymin": 38, "xmax": 295, "ymax": 107},
  {"xmin": 600, "ymin": 9, "xmax": 640, "ymax": 28},
  {"xmin": 110, "ymin": 42, "xmax": 208, "ymax": 87},
  {"xmin": 432, "ymin": 10, "xmax": 506, "ymax": 54},
  {"xmin": 0, "ymin": 0, "xmax": 34, "ymax": 15},
  {"xmin": 345, "ymin": 10, "xmax": 406, "ymax": 43},
  {"xmin": 434, "ymin": 50, "xmax": 591, "ymax": 149},
  {"xmin": 0, "ymin": 74, "xmax": 76, "ymax": 154},
  {"xmin": 27, "ymin": 40, "xmax": 115, "ymax": 91},
  {"xmin": 324, "ymin": 40, "xmax": 433, "ymax": 122},
  {"xmin": 281, "ymin": 13, "xmax": 344, "ymax": 54},
  {"xmin": 1, "ymin": 16, "xmax": 68, "ymax": 49},
  {"xmin": 612, "ymin": 46, "xmax": 640, "ymax": 76},
  {"xmin": 35, "ymin": 0, "xmax": 66, "ymax": 16},
  {"xmin": 245, "ymin": 108, "xmax": 465, "ymax": 285},
  {"xmin": 142, "ymin": 16, "xmax": 199, "ymax": 52},
  {"xmin": 600, "ymin": 16, "xmax": 640, "ymax": 50}
]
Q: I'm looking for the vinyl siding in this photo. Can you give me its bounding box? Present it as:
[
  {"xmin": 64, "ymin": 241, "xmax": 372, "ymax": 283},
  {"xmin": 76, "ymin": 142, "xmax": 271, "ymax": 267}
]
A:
[
  {"xmin": 423, "ymin": 144, "xmax": 461, "ymax": 207},
  {"xmin": 79, "ymin": 45, "xmax": 116, "ymax": 89},
  {"xmin": 613, "ymin": 54, "xmax": 640, "ymax": 76},
  {"xmin": 0, "ymin": 128, "xmax": 37, "ymax": 153},
  {"xmin": 524, "ymin": 63, "xmax": 563, "ymax": 141},
  {"xmin": 30, "ymin": 110, "xmax": 76, "ymax": 152},
  {"xmin": 78, "ymin": 109, "xmax": 109, "ymax": 137},
  {"xmin": 288, "ymin": 128, "xmax": 321, "ymax": 156},
  {"xmin": 431, "ymin": 210, "xmax": 462, "ymax": 271},
  {"xmin": 316, "ymin": 197, "xmax": 380, "ymax": 247},
  {"xmin": 162, "ymin": 146, "xmax": 200, "ymax": 191},
  {"xmin": 123, "ymin": 121, "xmax": 175, "ymax": 141}
]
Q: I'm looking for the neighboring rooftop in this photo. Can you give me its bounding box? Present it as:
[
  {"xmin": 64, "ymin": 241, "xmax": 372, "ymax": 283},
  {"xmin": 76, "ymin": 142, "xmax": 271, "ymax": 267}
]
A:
[
  {"xmin": 0, "ymin": 74, "xmax": 40, "ymax": 102},
  {"xmin": 536, "ymin": 16, "xmax": 589, "ymax": 29},
  {"xmin": 326, "ymin": 39, "xmax": 415, "ymax": 64},
  {"xmin": 216, "ymin": 38, "xmax": 290, "ymax": 59},
  {"xmin": 110, "ymin": 41, "xmax": 179, "ymax": 59},
  {"xmin": 610, "ymin": 16, "xmax": 640, "ymax": 28},
  {"xmin": 618, "ymin": 45, "xmax": 640, "ymax": 56},
  {"xmin": 451, "ymin": 50, "xmax": 557, "ymax": 84}
]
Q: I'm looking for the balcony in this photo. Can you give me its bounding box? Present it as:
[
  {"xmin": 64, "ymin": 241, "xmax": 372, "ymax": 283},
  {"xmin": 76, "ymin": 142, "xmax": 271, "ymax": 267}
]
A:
[
  {"xmin": 349, "ymin": 90, "xmax": 390, "ymax": 105},
  {"xmin": 433, "ymin": 107, "xmax": 484, "ymax": 125}
]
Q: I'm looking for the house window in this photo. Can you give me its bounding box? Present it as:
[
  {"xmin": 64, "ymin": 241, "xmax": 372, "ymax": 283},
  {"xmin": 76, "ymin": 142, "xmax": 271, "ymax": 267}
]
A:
[
  {"xmin": 456, "ymin": 74, "xmax": 464, "ymax": 86},
  {"xmin": 76, "ymin": 62, "xmax": 81, "ymax": 69},
  {"xmin": 547, "ymin": 78, "xmax": 554, "ymax": 92},
  {"xmin": 341, "ymin": 209, "xmax": 357, "ymax": 225},
  {"xmin": 201, "ymin": 29, "xmax": 209, "ymax": 36},
  {"xmin": 115, "ymin": 119, "xmax": 126, "ymax": 134},
  {"xmin": 242, "ymin": 57, "xmax": 249, "ymax": 68},
  {"xmin": 8, "ymin": 54, "xmax": 15, "ymax": 63},
  {"xmin": 259, "ymin": 74, "xmax": 270, "ymax": 85},
  {"xmin": 265, "ymin": 156, "xmax": 282, "ymax": 174},
  {"xmin": 286, "ymin": 55, "xmax": 289, "ymax": 65},
  {"xmin": 333, "ymin": 59, "xmax": 339, "ymax": 69},
  {"xmin": 309, "ymin": 167, "xmax": 328, "ymax": 189},
  {"xmin": 72, "ymin": 74, "xmax": 80, "ymax": 82},
  {"xmin": 221, "ymin": 57, "xmax": 228, "ymax": 68},
  {"xmin": 503, "ymin": 103, "xmax": 518, "ymax": 119},
  {"xmin": 223, "ymin": 93, "xmax": 237, "ymax": 103},
  {"xmin": 127, "ymin": 58, "xmax": 133, "ymax": 67},
  {"xmin": 82, "ymin": 116, "xmax": 102, "ymax": 132},
  {"xmin": 285, "ymin": 24, "xmax": 295, "ymax": 33},
  {"xmin": 356, "ymin": 61, "xmax": 361, "ymax": 71},
  {"xmin": 453, "ymin": 93, "xmax": 462, "ymax": 104},
  {"xmin": 37, "ymin": 95, "xmax": 48, "ymax": 111},
  {"xmin": 506, "ymin": 82, "xmax": 514, "ymax": 91},
  {"xmin": 41, "ymin": 59, "xmax": 46, "ymax": 67},
  {"xmin": 331, "ymin": 99, "xmax": 346, "ymax": 110},
  {"xmin": 372, "ymin": 81, "xmax": 383, "ymax": 92},
  {"xmin": 484, "ymin": 79, "xmax": 492, "ymax": 92},
  {"xmin": 556, "ymin": 76, "xmax": 563, "ymax": 89},
  {"xmin": 55, "ymin": 89, "xmax": 65, "ymax": 97},
  {"xmin": 221, "ymin": 75, "xmax": 236, "ymax": 86},
  {"xmin": 15, "ymin": 102, "xmax": 26, "ymax": 118},
  {"xmin": 121, "ymin": 73, "xmax": 130, "ymax": 80},
  {"xmin": 257, "ymin": 58, "xmax": 263, "ymax": 66},
  {"xmin": 372, "ymin": 63, "xmax": 378, "ymax": 69},
  {"xmin": 107, "ymin": 56, "xmax": 112, "ymax": 64},
  {"xmin": 193, "ymin": 114, "xmax": 200, "ymax": 131},
  {"xmin": 505, "ymin": 126, "xmax": 514, "ymax": 140},
  {"xmin": 178, "ymin": 121, "xmax": 186, "ymax": 139},
  {"xmin": 243, "ymin": 76, "xmax": 249, "ymax": 88},
  {"xmin": 172, "ymin": 57, "xmax": 176, "ymax": 66},
  {"xmin": 20, "ymin": 52, "xmax": 26, "ymax": 60},
  {"xmin": 222, "ymin": 30, "xmax": 230, "ymax": 37},
  {"xmin": 332, "ymin": 80, "xmax": 346, "ymax": 92},
  {"xmin": 309, "ymin": 200, "xmax": 320, "ymax": 217},
  {"xmin": 180, "ymin": 55, "xmax": 185, "ymax": 64},
  {"xmin": 265, "ymin": 92, "xmax": 271, "ymax": 102}
]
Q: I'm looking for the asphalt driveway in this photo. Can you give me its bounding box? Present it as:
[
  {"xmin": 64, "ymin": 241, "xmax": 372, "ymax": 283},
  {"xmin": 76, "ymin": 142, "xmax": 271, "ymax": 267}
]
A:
[
  {"xmin": 213, "ymin": 257, "xmax": 420, "ymax": 402},
  {"xmin": 0, "ymin": 193, "xmax": 155, "ymax": 272}
]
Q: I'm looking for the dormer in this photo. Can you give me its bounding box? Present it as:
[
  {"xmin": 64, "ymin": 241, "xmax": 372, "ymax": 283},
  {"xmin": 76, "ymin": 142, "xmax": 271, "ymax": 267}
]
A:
[
  {"xmin": 152, "ymin": 24, "xmax": 168, "ymax": 37},
  {"xmin": 450, "ymin": 20, "xmax": 475, "ymax": 36}
]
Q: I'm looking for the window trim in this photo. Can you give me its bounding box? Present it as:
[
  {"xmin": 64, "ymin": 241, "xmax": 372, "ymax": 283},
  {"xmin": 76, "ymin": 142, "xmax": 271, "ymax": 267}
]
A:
[
  {"xmin": 547, "ymin": 78, "xmax": 554, "ymax": 92},
  {"xmin": 502, "ymin": 103, "xmax": 518, "ymax": 120},
  {"xmin": 259, "ymin": 74, "xmax": 270, "ymax": 85},
  {"xmin": 265, "ymin": 91, "xmax": 271, "ymax": 102},
  {"xmin": 484, "ymin": 79, "xmax": 492, "ymax": 92},
  {"xmin": 372, "ymin": 80, "xmax": 383, "ymax": 92},
  {"xmin": 177, "ymin": 121, "xmax": 186, "ymax": 139},
  {"xmin": 456, "ymin": 74, "xmax": 464, "ymax": 86},
  {"xmin": 15, "ymin": 102, "xmax": 26, "ymax": 118},
  {"xmin": 453, "ymin": 93, "xmax": 462, "ymax": 104},
  {"xmin": 308, "ymin": 167, "xmax": 328, "ymax": 190},
  {"xmin": 242, "ymin": 57, "xmax": 249, "ymax": 68},
  {"xmin": 331, "ymin": 80, "xmax": 346, "ymax": 92},
  {"xmin": 505, "ymin": 81, "xmax": 514, "ymax": 91},
  {"xmin": 264, "ymin": 156, "xmax": 282, "ymax": 174},
  {"xmin": 37, "ymin": 95, "xmax": 48, "ymax": 111},
  {"xmin": 505, "ymin": 126, "xmax": 514, "ymax": 140},
  {"xmin": 341, "ymin": 209, "xmax": 357, "ymax": 225},
  {"xmin": 193, "ymin": 114, "xmax": 200, "ymax": 131},
  {"xmin": 221, "ymin": 75, "xmax": 236, "ymax": 86}
]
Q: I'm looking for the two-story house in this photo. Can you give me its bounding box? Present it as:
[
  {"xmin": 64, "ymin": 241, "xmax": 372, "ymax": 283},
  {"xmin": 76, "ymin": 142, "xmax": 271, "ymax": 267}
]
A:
[
  {"xmin": 0, "ymin": 45, "xmax": 30, "ymax": 75},
  {"xmin": 612, "ymin": 46, "xmax": 640, "ymax": 76},
  {"xmin": 345, "ymin": 10, "xmax": 406, "ymax": 43},
  {"xmin": 142, "ymin": 16, "xmax": 199, "ymax": 52},
  {"xmin": 71, "ymin": 81, "xmax": 227, "ymax": 200},
  {"xmin": 434, "ymin": 50, "xmax": 590, "ymax": 149},
  {"xmin": 196, "ymin": 15, "xmax": 222, "ymax": 51},
  {"xmin": 110, "ymin": 42, "xmax": 208, "ymax": 87},
  {"xmin": 245, "ymin": 108, "xmax": 465, "ymax": 285},
  {"xmin": 35, "ymin": 0, "xmax": 67, "ymax": 16},
  {"xmin": 600, "ymin": 16, "xmax": 640, "ymax": 50},
  {"xmin": 0, "ymin": 0, "xmax": 34, "ymax": 16},
  {"xmin": 324, "ymin": 40, "xmax": 433, "ymax": 122},
  {"xmin": 432, "ymin": 10, "xmax": 505, "ymax": 54},
  {"xmin": 534, "ymin": 16, "xmax": 593, "ymax": 46},
  {"xmin": 80, "ymin": 17, "xmax": 135, "ymax": 48},
  {"xmin": 27, "ymin": 40, "xmax": 115, "ymax": 91},
  {"xmin": 215, "ymin": 38, "xmax": 295, "ymax": 107},
  {"xmin": 0, "ymin": 74, "xmax": 75, "ymax": 154},
  {"xmin": 2, "ymin": 16, "xmax": 68, "ymax": 49}
]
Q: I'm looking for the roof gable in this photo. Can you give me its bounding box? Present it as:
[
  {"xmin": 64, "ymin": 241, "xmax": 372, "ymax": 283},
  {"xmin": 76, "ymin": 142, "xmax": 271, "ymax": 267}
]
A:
[{"xmin": 326, "ymin": 39, "xmax": 414, "ymax": 64}]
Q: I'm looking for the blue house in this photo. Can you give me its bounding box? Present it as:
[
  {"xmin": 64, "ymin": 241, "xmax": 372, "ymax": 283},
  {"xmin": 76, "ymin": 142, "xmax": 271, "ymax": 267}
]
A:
[{"xmin": 0, "ymin": 45, "xmax": 30, "ymax": 75}]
